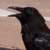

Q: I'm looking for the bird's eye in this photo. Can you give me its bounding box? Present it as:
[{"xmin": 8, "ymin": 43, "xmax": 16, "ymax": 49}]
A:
[{"xmin": 25, "ymin": 9, "xmax": 33, "ymax": 17}]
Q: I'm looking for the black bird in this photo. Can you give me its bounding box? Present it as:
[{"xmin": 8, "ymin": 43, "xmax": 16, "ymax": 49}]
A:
[{"xmin": 8, "ymin": 6, "xmax": 50, "ymax": 50}]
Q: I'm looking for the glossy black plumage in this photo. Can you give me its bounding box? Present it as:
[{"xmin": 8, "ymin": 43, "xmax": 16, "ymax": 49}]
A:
[{"xmin": 8, "ymin": 6, "xmax": 50, "ymax": 50}]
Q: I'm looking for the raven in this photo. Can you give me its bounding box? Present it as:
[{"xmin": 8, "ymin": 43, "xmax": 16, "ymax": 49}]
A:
[{"xmin": 8, "ymin": 6, "xmax": 50, "ymax": 50}]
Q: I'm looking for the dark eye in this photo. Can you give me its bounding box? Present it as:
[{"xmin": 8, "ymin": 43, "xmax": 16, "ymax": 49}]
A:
[{"xmin": 25, "ymin": 9, "xmax": 33, "ymax": 16}]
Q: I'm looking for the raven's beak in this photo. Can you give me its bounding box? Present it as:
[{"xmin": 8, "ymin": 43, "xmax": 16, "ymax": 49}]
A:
[{"xmin": 8, "ymin": 6, "xmax": 24, "ymax": 12}]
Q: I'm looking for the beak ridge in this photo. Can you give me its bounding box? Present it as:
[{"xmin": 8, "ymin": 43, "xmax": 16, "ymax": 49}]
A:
[{"xmin": 8, "ymin": 6, "xmax": 24, "ymax": 12}]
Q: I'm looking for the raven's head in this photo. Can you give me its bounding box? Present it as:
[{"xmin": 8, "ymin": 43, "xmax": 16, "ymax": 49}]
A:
[
  {"xmin": 8, "ymin": 6, "xmax": 45, "ymax": 25},
  {"xmin": 8, "ymin": 7, "xmax": 40, "ymax": 17},
  {"xmin": 8, "ymin": 6, "xmax": 42, "ymax": 18}
]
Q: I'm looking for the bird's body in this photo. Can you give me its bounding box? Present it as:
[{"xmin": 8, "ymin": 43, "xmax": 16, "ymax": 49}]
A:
[{"xmin": 8, "ymin": 7, "xmax": 50, "ymax": 50}]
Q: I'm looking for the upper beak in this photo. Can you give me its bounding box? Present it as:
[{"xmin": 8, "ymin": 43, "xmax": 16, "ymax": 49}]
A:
[{"xmin": 8, "ymin": 6, "xmax": 24, "ymax": 12}]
